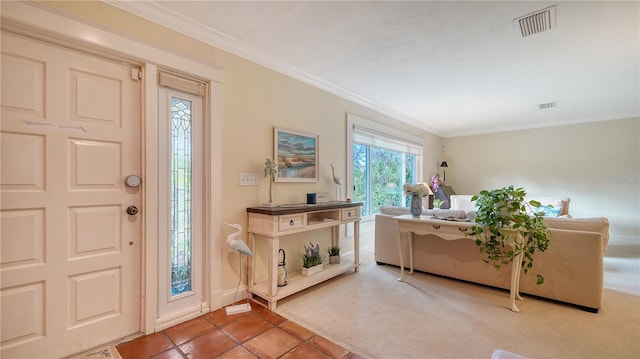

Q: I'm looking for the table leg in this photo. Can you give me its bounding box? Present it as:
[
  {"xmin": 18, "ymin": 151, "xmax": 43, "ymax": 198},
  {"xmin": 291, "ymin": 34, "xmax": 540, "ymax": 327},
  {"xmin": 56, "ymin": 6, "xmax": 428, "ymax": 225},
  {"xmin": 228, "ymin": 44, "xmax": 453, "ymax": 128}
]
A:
[
  {"xmin": 354, "ymin": 220, "xmax": 360, "ymax": 273},
  {"xmin": 509, "ymin": 251, "xmax": 523, "ymax": 312},
  {"xmin": 267, "ymin": 236, "xmax": 279, "ymax": 297},
  {"xmin": 408, "ymin": 232, "xmax": 414, "ymax": 275},
  {"xmin": 397, "ymin": 229, "xmax": 405, "ymax": 281}
]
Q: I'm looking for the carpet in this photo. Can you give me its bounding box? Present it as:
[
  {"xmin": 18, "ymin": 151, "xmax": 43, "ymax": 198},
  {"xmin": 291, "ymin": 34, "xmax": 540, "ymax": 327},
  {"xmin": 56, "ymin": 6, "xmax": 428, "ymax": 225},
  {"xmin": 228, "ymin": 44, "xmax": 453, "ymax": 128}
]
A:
[{"xmin": 275, "ymin": 249, "xmax": 640, "ymax": 359}]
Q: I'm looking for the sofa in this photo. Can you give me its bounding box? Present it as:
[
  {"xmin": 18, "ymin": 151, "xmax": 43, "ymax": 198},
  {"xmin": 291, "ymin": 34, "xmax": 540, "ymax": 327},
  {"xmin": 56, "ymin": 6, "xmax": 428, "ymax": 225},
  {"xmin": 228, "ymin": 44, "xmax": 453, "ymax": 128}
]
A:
[{"xmin": 374, "ymin": 195, "xmax": 610, "ymax": 312}]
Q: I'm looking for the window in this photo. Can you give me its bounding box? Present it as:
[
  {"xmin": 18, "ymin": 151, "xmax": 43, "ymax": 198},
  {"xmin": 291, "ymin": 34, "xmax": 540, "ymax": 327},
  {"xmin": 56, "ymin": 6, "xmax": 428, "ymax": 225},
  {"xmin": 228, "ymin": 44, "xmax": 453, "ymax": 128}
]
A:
[
  {"xmin": 158, "ymin": 72, "xmax": 204, "ymax": 318},
  {"xmin": 170, "ymin": 96, "xmax": 193, "ymax": 296},
  {"xmin": 347, "ymin": 114, "xmax": 423, "ymax": 217}
]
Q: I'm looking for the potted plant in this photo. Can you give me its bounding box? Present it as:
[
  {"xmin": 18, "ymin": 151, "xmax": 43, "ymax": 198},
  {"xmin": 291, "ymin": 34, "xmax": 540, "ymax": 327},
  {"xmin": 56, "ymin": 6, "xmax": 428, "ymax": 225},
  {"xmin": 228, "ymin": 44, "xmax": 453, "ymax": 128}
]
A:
[
  {"xmin": 403, "ymin": 183, "xmax": 430, "ymax": 217},
  {"xmin": 262, "ymin": 158, "xmax": 278, "ymax": 207},
  {"xmin": 467, "ymin": 186, "xmax": 551, "ymax": 285},
  {"xmin": 302, "ymin": 242, "xmax": 323, "ymax": 276},
  {"xmin": 433, "ymin": 198, "xmax": 444, "ymax": 209},
  {"xmin": 327, "ymin": 245, "xmax": 341, "ymax": 264}
]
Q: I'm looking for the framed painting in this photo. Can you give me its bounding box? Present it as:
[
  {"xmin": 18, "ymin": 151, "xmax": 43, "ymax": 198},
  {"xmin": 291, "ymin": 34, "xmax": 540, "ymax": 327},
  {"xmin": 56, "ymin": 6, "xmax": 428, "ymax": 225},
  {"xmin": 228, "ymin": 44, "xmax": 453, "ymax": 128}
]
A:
[{"xmin": 274, "ymin": 127, "xmax": 318, "ymax": 182}]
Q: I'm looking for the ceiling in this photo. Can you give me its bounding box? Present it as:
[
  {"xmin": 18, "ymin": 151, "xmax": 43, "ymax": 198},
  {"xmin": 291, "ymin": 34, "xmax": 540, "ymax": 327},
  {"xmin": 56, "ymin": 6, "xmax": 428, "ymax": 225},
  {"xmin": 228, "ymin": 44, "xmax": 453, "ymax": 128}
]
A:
[{"xmin": 110, "ymin": 1, "xmax": 639, "ymax": 137}]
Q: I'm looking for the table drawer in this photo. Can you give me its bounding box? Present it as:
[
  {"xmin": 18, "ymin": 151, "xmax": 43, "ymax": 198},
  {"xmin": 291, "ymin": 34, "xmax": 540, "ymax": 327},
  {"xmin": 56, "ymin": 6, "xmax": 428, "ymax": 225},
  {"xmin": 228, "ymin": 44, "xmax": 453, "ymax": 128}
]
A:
[
  {"xmin": 279, "ymin": 214, "xmax": 305, "ymax": 231},
  {"xmin": 341, "ymin": 207, "xmax": 358, "ymax": 221}
]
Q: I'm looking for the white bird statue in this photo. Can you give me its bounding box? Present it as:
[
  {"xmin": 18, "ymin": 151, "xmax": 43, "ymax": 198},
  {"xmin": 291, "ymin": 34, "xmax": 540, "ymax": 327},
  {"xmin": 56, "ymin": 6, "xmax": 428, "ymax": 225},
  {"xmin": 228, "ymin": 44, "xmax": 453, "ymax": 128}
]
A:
[
  {"xmin": 330, "ymin": 163, "xmax": 343, "ymax": 185},
  {"xmin": 224, "ymin": 223, "xmax": 252, "ymax": 257},
  {"xmin": 330, "ymin": 163, "xmax": 343, "ymax": 201}
]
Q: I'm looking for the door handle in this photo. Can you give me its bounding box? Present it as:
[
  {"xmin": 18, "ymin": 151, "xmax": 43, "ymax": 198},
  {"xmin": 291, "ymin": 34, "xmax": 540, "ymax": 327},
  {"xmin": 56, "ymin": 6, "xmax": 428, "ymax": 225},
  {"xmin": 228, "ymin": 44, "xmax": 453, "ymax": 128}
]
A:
[{"xmin": 126, "ymin": 206, "xmax": 139, "ymax": 215}]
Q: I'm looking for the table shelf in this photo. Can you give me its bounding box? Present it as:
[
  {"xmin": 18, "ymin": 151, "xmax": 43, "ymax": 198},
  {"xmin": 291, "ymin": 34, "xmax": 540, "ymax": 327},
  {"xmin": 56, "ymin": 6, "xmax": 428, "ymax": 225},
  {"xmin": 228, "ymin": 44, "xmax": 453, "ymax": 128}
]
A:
[
  {"xmin": 249, "ymin": 259, "xmax": 356, "ymax": 302},
  {"xmin": 246, "ymin": 202, "xmax": 362, "ymax": 310}
]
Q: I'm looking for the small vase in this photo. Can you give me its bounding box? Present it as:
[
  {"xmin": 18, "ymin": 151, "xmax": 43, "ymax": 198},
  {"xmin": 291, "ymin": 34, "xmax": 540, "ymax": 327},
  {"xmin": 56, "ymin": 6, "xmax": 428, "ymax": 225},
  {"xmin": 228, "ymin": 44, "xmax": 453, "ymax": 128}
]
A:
[{"xmin": 410, "ymin": 195, "xmax": 423, "ymax": 217}]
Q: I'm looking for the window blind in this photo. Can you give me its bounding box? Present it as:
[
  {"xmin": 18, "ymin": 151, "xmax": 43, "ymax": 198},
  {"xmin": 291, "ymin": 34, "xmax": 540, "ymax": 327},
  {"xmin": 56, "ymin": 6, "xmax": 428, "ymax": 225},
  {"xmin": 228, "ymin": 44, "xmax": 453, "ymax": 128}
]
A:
[{"xmin": 353, "ymin": 125, "xmax": 422, "ymax": 155}]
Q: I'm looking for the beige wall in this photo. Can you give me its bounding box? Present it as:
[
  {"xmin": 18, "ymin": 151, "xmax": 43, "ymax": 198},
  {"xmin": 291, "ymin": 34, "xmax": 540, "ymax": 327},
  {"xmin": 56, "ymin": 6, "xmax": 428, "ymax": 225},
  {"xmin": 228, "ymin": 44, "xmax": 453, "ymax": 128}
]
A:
[
  {"xmin": 443, "ymin": 117, "xmax": 640, "ymax": 242},
  {"xmin": 35, "ymin": 2, "xmax": 638, "ymax": 296},
  {"xmin": 38, "ymin": 2, "xmax": 441, "ymax": 293}
]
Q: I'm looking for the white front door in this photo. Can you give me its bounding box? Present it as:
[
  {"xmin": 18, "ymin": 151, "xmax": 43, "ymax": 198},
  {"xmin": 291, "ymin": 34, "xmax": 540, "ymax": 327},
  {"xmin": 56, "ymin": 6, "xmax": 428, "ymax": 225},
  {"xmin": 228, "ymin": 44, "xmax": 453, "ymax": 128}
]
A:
[{"xmin": 1, "ymin": 32, "xmax": 141, "ymax": 358}]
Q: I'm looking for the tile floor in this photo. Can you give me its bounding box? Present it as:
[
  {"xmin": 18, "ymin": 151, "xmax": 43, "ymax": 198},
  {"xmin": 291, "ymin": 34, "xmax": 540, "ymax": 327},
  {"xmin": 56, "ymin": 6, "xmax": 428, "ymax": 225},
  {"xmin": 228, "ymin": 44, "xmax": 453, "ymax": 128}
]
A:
[{"xmin": 116, "ymin": 302, "xmax": 364, "ymax": 359}]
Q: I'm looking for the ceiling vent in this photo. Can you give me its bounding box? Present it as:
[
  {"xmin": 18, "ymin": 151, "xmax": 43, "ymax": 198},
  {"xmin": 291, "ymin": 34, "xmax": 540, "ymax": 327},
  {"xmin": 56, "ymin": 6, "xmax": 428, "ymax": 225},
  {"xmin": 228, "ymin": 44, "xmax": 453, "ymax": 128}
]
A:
[
  {"xmin": 514, "ymin": 5, "xmax": 557, "ymax": 38},
  {"xmin": 539, "ymin": 102, "xmax": 557, "ymax": 110}
]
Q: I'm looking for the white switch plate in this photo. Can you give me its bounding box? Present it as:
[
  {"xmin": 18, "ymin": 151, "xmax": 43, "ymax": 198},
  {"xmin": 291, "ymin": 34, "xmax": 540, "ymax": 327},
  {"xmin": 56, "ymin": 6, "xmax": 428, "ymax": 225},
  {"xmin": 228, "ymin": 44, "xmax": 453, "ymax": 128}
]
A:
[{"xmin": 240, "ymin": 173, "xmax": 259, "ymax": 186}]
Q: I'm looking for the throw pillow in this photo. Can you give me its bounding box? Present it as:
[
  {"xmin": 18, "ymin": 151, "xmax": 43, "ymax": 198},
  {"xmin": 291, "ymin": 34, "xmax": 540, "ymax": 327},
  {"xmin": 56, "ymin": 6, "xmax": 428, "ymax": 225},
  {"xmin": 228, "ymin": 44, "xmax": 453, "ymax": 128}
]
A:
[{"xmin": 532, "ymin": 204, "xmax": 563, "ymax": 217}]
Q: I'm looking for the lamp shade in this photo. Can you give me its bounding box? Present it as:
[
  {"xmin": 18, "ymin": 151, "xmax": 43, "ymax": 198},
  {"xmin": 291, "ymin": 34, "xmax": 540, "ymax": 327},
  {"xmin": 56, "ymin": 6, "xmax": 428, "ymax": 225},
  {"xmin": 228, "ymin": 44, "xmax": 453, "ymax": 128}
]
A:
[{"xmin": 440, "ymin": 161, "xmax": 448, "ymax": 168}]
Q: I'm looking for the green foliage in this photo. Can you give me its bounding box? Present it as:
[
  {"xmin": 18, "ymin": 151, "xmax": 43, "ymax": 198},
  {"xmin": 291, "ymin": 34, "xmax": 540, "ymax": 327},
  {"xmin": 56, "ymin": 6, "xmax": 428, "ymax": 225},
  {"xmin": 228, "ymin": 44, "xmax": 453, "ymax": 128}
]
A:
[
  {"xmin": 352, "ymin": 143, "xmax": 416, "ymax": 215},
  {"xmin": 467, "ymin": 186, "xmax": 551, "ymax": 285},
  {"xmin": 303, "ymin": 242, "xmax": 323, "ymax": 268},
  {"xmin": 433, "ymin": 199, "xmax": 443, "ymax": 209},
  {"xmin": 327, "ymin": 246, "xmax": 341, "ymax": 256}
]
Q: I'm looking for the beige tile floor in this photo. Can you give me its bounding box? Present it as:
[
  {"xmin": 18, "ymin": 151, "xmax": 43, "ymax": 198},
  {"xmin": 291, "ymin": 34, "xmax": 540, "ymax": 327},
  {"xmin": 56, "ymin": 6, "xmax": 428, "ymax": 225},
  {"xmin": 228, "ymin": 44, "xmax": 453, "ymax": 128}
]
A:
[{"xmin": 116, "ymin": 302, "xmax": 364, "ymax": 359}]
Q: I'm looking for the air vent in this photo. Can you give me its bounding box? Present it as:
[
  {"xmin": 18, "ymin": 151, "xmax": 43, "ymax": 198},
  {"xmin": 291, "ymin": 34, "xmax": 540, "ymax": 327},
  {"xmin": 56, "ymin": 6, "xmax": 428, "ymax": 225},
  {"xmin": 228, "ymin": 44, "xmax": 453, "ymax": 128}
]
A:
[
  {"xmin": 539, "ymin": 102, "xmax": 557, "ymax": 110},
  {"xmin": 514, "ymin": 5, "xmax": 556, "ymax": 38}
]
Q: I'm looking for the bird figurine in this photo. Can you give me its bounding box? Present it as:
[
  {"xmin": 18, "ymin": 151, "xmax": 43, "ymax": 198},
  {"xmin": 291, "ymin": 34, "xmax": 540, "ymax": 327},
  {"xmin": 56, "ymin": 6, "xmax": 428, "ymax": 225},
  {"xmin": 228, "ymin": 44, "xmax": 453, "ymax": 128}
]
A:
[
  {"xmin": 224, "ymin": 223, "xmax": 252, "ymax": 257},
  {"xmin": 330, "ymin": 163, "xmax": 343, "ymax": 201}
]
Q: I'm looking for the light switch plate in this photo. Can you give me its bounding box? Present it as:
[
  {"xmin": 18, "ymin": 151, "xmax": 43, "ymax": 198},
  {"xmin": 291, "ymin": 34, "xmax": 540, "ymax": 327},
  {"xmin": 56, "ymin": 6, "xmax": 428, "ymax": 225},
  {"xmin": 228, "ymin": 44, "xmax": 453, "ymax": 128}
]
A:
[{"xmin": 240, "ymin": 173, "xmax": 259, "ymax": 186}]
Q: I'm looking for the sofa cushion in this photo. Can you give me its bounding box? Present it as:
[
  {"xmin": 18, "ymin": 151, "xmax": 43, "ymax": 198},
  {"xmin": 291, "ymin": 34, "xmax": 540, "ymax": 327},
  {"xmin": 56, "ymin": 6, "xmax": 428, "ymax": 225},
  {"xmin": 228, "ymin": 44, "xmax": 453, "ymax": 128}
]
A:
[
  {"xmin": 452, "ymin": 195, "xmax": 571, "ymax": 217},
  {"xmin": 543, "ymin": 217, "xmax": 610, "ymax": 251},
  {"xmin": 449, "ymin": 195, "xmax": 477, "ymax": 212},
  {"xmin": 379, "ymin": 206, "xmax": 411, "ymax": 216}
]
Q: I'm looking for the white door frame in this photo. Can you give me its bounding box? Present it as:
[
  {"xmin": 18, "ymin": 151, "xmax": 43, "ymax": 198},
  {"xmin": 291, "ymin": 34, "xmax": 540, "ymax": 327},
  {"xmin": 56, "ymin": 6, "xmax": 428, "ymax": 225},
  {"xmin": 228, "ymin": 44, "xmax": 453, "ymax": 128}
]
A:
[{"xmin": 1, "ymin": 2, "xmax": 223, "ymax": 335}]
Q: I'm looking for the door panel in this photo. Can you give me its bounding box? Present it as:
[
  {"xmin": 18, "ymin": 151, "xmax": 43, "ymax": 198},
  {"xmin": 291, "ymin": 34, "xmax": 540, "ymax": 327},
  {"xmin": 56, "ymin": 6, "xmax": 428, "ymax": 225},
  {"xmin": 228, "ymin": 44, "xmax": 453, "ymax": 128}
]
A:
[{"xmin": 1, "ymin": 31, "xmax": 141, "ymax": 358}]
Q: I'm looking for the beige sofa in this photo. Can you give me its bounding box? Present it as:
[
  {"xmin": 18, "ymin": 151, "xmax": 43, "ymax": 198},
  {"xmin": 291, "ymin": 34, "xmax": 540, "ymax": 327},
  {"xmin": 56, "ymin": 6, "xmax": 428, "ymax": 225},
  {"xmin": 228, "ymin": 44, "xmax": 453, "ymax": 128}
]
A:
[{"xmin": 374, "ymin": 196, "xmax": 610, "ymax": 312}]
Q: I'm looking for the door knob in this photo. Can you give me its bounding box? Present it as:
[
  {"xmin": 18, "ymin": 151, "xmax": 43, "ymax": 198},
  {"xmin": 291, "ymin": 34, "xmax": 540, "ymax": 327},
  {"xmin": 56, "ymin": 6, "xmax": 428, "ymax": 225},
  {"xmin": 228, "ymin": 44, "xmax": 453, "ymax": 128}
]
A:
[
  {"xmin": 126, "ymin": 206, "xmax": 139, "ymax": 215},
  {"xmin": 125, "ymin": 175, "xmax": 141, "ymax": 188}
]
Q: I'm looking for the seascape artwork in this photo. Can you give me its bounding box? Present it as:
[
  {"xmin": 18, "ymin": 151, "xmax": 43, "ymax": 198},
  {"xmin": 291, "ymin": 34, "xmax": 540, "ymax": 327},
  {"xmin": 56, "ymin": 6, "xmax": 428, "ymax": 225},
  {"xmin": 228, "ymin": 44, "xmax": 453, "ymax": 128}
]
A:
[{"xmin": 275, "ymin": 128, "xmax": 318, "ymax": 182}]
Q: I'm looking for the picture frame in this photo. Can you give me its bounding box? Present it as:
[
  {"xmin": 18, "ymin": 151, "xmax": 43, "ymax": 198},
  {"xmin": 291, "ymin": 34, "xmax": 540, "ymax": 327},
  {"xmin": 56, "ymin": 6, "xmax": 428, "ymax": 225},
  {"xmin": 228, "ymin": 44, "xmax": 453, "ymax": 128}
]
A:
[{"xmin": 274, "ymin": 127, "xmax": 319, "ymax": 182}]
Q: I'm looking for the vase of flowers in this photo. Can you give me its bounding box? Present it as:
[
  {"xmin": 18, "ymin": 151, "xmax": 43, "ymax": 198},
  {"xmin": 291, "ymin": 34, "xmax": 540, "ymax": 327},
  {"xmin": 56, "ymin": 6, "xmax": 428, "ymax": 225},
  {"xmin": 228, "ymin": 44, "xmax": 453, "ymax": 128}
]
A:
[{"xmin": 403, "ymin": 183, "xmax": 429, "ymax": 217}]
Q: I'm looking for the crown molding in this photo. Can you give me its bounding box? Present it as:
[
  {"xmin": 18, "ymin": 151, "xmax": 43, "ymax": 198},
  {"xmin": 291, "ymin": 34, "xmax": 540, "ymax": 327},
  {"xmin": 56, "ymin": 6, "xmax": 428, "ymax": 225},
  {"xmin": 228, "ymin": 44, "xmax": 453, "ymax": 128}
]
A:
[{"xmin": 106, "ymin": 1, "xmax": 442, "ymax": 136}]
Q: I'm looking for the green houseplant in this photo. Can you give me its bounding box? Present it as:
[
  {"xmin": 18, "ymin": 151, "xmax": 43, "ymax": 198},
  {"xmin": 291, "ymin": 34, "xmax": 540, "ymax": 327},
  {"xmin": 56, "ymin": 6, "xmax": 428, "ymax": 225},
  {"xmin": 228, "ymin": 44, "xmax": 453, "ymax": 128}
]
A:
[
  {"xmin": 432, "ymin": 198, "xmax": 444, "ymax": 209},
  {"xmin": 467, "ymin": 186, "xmax": 551, "ymax": 285},
  {"xmin": 327, "ymin": 245, "xmax": 341, "ymax": 264},
  {"xmin": 302, "ymin": 242, "xmax": 323, "ymax": 276}
]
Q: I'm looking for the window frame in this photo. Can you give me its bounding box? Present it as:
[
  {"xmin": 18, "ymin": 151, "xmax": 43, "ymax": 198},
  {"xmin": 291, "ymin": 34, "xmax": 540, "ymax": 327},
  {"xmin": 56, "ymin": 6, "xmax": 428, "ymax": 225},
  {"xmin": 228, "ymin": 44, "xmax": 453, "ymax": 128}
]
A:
[{"xmin": 346, "ymin": 113, "xmax": 424, "ymax": 220}]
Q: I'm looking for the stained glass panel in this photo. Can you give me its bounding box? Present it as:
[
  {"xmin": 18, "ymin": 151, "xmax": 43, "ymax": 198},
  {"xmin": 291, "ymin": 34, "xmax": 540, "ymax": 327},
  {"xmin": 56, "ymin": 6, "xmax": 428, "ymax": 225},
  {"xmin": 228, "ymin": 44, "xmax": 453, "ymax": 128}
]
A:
[{"xmin": 170, "ymin": 97, "xmax": 192, "ymax": 296}]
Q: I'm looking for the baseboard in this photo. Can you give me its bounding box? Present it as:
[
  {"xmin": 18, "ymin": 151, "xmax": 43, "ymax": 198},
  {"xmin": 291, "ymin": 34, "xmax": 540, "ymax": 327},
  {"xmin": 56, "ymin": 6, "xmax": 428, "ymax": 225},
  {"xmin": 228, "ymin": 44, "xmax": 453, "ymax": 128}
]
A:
[
  {"xmin": 155, "ymin": 303, "xmax": 210, "ymax": 332},
  {"xmin": 221, "ymin": 285, "xmax": 250, "ymax": 307}
]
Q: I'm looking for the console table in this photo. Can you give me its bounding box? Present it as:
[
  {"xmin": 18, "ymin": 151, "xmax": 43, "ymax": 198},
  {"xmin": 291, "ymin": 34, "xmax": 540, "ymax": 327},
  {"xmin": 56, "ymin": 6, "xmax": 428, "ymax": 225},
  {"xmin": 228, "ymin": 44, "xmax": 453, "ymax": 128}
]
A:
[
  {"xmin": 394, "ymin": 214, "xmax": 524, "ymax": 312},
  {"xmin": 246, "ymin": 201, "xmax": 362, "ymax": 310}
]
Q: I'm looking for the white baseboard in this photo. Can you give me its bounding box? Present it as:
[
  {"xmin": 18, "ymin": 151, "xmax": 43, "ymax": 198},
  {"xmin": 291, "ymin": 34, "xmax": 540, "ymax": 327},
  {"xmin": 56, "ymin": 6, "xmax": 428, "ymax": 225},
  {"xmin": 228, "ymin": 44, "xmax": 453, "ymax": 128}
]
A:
[
  {"xmin": 154, "ymin": 303, "xmax": 210, "ymax": 332},
  {"xmin": 221, "ymin": 285, "xmax": 250, "ymax": 307}
]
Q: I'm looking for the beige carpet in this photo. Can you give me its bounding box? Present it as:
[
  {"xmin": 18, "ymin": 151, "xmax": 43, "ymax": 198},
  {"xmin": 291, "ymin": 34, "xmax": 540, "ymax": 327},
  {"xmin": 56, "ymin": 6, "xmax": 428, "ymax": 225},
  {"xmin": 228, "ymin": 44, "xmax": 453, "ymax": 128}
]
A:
[{"xmin": 276, "ymin": 246, "xmax": 640, "ymax": 359}]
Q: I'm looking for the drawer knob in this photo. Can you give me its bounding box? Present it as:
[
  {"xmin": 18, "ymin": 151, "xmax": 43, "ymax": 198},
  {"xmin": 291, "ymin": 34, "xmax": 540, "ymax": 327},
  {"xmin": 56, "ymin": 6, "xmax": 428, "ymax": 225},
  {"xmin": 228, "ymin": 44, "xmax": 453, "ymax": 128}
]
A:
[
  {"xmin": 290, "ymin": 219, "xmax": 294, "ymax": 226},
  {"xmin": 432, "ymin": 224, "xmax": 441, "ymax": 230},
  {"xmin": 458, "ymin": 227, "xmax": 468, "ymax": 232},
  {"xmin": 347, "ymin": 212, "xmax": 352, "ymax": 217}
]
